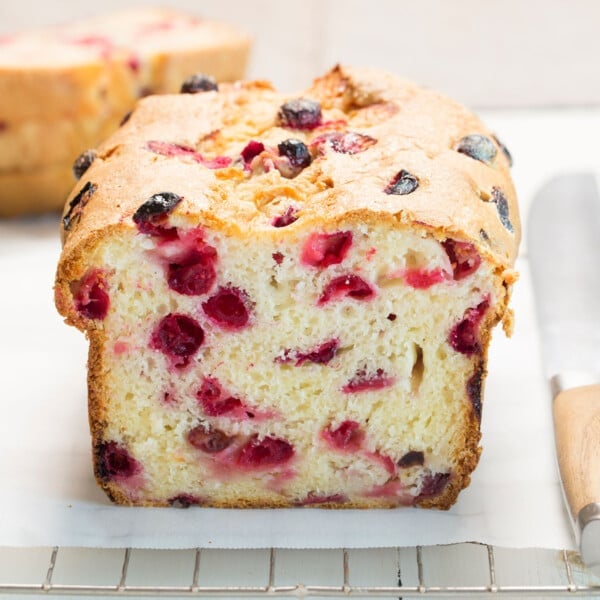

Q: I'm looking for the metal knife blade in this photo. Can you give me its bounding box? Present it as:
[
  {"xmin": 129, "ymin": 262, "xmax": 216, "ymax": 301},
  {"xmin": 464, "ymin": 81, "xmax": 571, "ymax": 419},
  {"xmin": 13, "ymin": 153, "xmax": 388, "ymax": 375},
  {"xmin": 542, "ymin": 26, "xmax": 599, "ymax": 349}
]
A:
[{"xmin": 528, "ymin": 173, "xmax": 600, "ymax": 575}]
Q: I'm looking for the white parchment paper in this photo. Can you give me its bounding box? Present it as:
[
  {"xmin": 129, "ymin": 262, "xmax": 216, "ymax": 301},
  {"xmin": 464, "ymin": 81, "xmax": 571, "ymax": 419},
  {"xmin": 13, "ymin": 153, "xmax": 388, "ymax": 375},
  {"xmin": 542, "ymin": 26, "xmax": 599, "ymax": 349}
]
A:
[{"xmin": 0, "ymin": 217, "xmax": 574, "ymax": 550}]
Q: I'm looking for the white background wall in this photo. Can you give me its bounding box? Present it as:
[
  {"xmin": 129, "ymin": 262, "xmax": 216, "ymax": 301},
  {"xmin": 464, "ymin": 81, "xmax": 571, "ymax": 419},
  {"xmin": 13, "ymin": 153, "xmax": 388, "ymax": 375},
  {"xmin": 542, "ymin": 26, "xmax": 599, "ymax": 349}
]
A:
[{"xmin": 1, "ymin": 0, "xmax": 599, "ymax": 108}]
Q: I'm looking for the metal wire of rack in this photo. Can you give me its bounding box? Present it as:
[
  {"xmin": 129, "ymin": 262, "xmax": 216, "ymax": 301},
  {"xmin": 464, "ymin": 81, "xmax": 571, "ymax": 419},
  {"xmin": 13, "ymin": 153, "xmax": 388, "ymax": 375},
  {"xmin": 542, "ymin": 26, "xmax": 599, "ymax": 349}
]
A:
[{"xmin": 1, "ymin": 544, "xmax": 600, "ymax": 598}]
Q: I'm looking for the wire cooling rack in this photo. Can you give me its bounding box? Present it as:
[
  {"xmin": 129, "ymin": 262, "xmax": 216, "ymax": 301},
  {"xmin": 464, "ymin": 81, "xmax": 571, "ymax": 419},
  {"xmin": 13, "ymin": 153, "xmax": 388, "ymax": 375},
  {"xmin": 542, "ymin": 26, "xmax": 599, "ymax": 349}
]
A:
[{"xmin": 1, "ymin": 544, "xmax": 600, "ymax": 598}]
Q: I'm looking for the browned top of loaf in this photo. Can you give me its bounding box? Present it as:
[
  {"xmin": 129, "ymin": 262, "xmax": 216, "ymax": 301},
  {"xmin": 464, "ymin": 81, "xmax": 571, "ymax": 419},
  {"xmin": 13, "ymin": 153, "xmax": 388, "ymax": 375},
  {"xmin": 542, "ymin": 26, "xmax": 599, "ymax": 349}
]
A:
[{"xmin": 59, "ymin": 65, "xmax": 520, "ymax": 269}]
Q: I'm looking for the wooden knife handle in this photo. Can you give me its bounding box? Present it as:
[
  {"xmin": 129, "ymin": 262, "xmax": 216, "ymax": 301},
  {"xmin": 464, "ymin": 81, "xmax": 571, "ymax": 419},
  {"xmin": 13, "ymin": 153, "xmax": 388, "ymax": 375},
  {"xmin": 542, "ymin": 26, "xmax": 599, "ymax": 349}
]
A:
[{"xmin": 553, "ymin": 384, "xmax": 600, "ymax": 518}]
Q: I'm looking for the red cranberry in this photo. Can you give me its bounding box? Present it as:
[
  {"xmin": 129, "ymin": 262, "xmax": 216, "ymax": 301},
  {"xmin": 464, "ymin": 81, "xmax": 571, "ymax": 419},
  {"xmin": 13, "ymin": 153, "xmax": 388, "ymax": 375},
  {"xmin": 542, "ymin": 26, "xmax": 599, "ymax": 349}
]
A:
[
  {"xmin": 167, "ymin": 245, "xmax": 217, "ymax": 296},
  {"xmin": 202, "ymin": 287, "xmax": 251, "ymax": 330},
  {"xmin": 448, "ymin": 300, "xmax": 489, "ymax": 355},
  {"xmin": 297, "ymin": 493, "xmax": 348, "ymax": 506},
  {"xmin": 72, "ymin": 149, "xmax": 97, "ymax": 180},
  {"xmin": 73, "ymin": 269, "xmax": 109, "ymax": 320},
  {"xmin": 311, "ymin": 131, "xmax": 377, "ymax": 155},
  {"xmin": 180, "ymin": 73, "xmax": 218, "ymax": 93},
  {"xmin": 403, "ymin": 267, "xmax": 447, "ymax": 289},
  {"xmin": 272, "ymin": 252, "xmax": 284, "ymax": 264},
  {"xmin": 384, "ymin": 170, "xmax": 419, "ymax": 195},
  {"xmin": 277, "ymin": 98, "xmax": 322, "ymax": 130},
  {"xmin": 455, "ymin": 134, "xmax": 497, "ymax": 164},
  {"xmin": 277, "ymin": 339, "xmax": 339, "ymax": 366},
  {"xmin": 188, "ymin": 425, "xmax": 234, "ymax": 453},
  {"xmin": 63, "ymin": 181, "xmax": 97, "ymax": 232},
  {"xmin": 196, "ymin": 377, "xmax": 243, "ymax": 416},
  {"xmin": 168, "ymin": 494, "xmax": 203, "ymax": 508},
  {"xmin": 467, "ymin": 364, "xmax": 484, "ymax": 420},
  {"xmin": 241, "ymin": 140, "xmax": 265, "ymax": 165},
  {"xmin": 442, "ymin": 240, "xmax": 481, "ymax": 280},
  {"xmin": 387, "ymin": 313, "xmax": 397, "ymax": 321},
  {"xmin": 318, "ymin": 274, "xmax": 375, "ymax": 304},
  {"xmin": 418, "ymin": 472, "xmax": 451, "ymax": 498},
  {"xmin": 342, "ymin": 368, "xmax": 395, "ymax": 393},
  {"xmin": 97, "ymin": 441, "xmax": 140, "ymax": 480},
  {"xmin": 237, "ymin": 436, "xmax": 294, "ymax": 468},
  {"xmin": 398, "ymin": 450, "xmax": 425, "ymax": 468},
  {"xmin": 146, "ymin": 140, "xmax": 232, "ymax": 169},
  {"xmin": 151, "ymin": 314, "xmax": 204, "ymax": 366},
  {"xmin": 301, "ymin": 231, "xmax": 352, "ymax": 268},
  {"xmin": 272, "ymin": 206, "xmax": 298, "ymax": 228},
  {"xmin": 324, "ymin": 420, "xmax": 365, "ymax": 452}
]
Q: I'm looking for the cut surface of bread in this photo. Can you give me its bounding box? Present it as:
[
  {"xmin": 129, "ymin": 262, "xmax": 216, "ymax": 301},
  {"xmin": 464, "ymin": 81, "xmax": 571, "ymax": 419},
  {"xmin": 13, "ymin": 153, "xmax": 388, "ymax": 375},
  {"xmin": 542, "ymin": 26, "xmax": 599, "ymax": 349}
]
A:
[{"xmin": 55, "ymin": 65, "xmax": 519, "ymax": 509}]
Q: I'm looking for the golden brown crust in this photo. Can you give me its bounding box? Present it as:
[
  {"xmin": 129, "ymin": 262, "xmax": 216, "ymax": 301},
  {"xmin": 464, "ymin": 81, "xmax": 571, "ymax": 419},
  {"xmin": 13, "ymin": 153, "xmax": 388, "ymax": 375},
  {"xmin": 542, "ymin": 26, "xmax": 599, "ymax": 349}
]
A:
[{"xmin": 58, "ymin": 65, "xmax": 519, "ymax": 275}]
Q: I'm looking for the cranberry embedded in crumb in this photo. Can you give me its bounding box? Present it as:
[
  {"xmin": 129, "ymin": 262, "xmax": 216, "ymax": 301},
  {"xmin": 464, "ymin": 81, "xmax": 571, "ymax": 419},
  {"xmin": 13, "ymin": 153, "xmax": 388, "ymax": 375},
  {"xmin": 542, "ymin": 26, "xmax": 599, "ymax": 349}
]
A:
[
  {"xmin": 272, "ymin": 206, "xmax": 299, "ymax": 228},
  {"xmin": 403, "ymin": 267, "xmax": 448, "ymax": 289},
  {"xmin": 151, "ymin": 314, "xmax": 204, "ymax": 365},
  {"xmin": 196, "ymin": 377, "xmax": 243, "ymax": 416},
  {"xmin": 202, "ymin": 287, "xmax": 251, "ymax": 330},
  {"xmin": 301, "ymin": 231, "xmax": 352, "ymax": 268},
  {"xmin": 467, "ymin": 364, "xmax": 484, "ymax": 420},
  {"xmin": 167, "ymin": 245, "xmax": 217, "ymax": 296},
  {"xmin": 318, "ymin": 274, "xmax": 375, "ymax": 305},
  {"xmin": 342, "ymin": 368, "xmax": 395, "ymax": 393},
  {"xmin": 442, "ymin": 239, "xmax": 481, "ymax": 280},
  {"xmin": 188, "ymin": 425, "xmax": 234, "ymax": 453},
  {"xmin": 277, "ymin": 98, "xmax": 322, "ymax": 130},
  {"xmin": 297, "ymin": 493, "xmax": 348, "ymax": 506},
  {"xmin": 324, "ymin": 420, "xmax": 365, "ymax": 452},
  {"xmin": 417, "ymin": 472, "xmax": 451, "ymax": 499},
  {"xmin": 277, "ymin": 339, "xmax": 339, "ymax": 366},
  {"xmin": 272, "ymin": 252, "xmax": 284, "ymax": 264},
  {"xmin": 97, "ymin": 441, "xmax": 140, "ymax": 480},
  {"xmin": 73, "ymin": 269, "xmax": 109, "ymax": 320},
  {"xmin": 180, "ymin": 73, "xmax": 218, "ymax": 93},
  {"xmin": 168, "ymin": 494, "xmax": 203, "ymax": 508},
  {"xmin": 238, "ymin": 436, "xmax": 294, "ymax": 468},
  {"xmin": 448, "ymin": 300, "xmax": 489, "ymax": 355},
  {"xmin": 398, "ymin": 450, "xmax": 425, "ymax": 468}
]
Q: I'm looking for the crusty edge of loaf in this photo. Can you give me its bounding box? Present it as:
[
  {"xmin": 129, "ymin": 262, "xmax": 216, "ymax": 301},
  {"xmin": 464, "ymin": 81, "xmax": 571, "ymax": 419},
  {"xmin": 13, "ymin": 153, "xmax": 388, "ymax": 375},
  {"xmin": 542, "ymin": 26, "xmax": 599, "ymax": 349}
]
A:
[{"xmin": 55, "ymin": 211, "xmax": 510, "ymax": 510}]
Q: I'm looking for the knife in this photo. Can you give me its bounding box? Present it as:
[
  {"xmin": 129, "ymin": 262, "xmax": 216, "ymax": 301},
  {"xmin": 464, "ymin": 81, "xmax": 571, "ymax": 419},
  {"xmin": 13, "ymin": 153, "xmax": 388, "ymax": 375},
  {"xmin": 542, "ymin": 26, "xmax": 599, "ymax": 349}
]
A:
[{"xmin": 528, "ymin": 172, "xmax": 600, "ymax": 576}]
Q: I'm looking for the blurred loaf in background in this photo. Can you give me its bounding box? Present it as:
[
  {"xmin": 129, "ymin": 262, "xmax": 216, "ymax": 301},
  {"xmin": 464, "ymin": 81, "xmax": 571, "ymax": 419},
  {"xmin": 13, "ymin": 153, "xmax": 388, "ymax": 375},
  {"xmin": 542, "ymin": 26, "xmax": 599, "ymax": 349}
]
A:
[{"xmin": 0, "ymin": 7, "xmax": 251, "ymax": 217}]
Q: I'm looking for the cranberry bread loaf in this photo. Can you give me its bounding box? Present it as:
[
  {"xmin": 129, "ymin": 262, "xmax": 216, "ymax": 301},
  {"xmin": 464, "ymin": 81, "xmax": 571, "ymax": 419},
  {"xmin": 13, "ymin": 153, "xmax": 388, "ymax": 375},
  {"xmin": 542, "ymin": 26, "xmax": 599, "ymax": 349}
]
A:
[
  {"xmin": 55, "ymin": 65, "xmax": 519, "ymax": 509},
  {"xmin": 0, "ymin": 7, "xmax": 251, "ymax": 217}
]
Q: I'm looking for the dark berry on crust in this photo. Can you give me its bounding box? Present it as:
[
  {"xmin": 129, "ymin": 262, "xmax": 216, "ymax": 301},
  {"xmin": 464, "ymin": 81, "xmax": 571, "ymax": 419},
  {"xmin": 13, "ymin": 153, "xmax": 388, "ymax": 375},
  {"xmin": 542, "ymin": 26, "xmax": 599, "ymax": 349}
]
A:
[
  {"xmin": 180, "ymin": 73, "xmax": 218, "ymax": 93},
  {"xmin": 72, "ymin": 149, "xmax": 97, "ymax": 180},
  {"xmin": 455, "ymin": 134, "xmax": 497, "ymax": 165},
  {"xmin": 491, "ymin": 187, "xmax": 514, "ymax": 233},
  {"xmin": 272, "ymin": 206, "xmax": 299, "ymax": 228},
  {"xmin": 492, "ymin": 134, "xmax": 513, "ymax": 167},
  {"xmin": 384, "ymin": 170, "xmax": 419, "ymax": 195},
  {"xmin": 133, "ymin": 192, "xmax": 182, "ymax": 227},
  {"xmin": 63, "ymin": 181, "xmax": 97, "ymax": 232},
  {"xmin": 277, "ymin": 138, "xmax": 312, "ymax": 169},
  {"xmin": 119, "ymin": 111, "xmax": 132, "ymax": 126},
  {"xmin": 168, "ymin": 494, "xmax": 203, "ymax": 508},
  {"xmin": 277, "ymin": 98, "xmax": 322, "ymax": 130}
]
